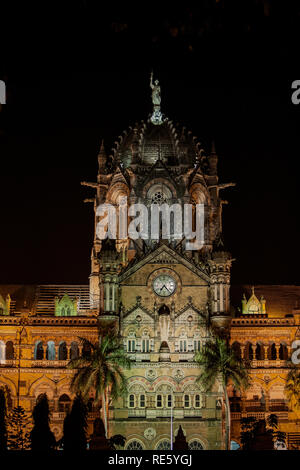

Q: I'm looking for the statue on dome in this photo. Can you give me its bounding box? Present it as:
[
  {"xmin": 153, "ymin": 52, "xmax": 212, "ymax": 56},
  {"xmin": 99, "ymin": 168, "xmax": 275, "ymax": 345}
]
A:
[
  {"xmin": 150, "ymin": 71, "xmax": 163, "ymax": 125},
  {"xmin": 150, "ymin": 71, "xmax": 161, "ymax": 107}
]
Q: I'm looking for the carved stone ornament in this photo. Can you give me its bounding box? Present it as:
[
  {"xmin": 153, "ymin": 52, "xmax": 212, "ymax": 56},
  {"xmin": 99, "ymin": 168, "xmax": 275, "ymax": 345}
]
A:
[
  {"xmin": 144, "ymin": 428, "xmax": 156, "ymax": 440},
  {"xmin": 145, "ymin": 369, "xmax": 157, "ymax": 380}
]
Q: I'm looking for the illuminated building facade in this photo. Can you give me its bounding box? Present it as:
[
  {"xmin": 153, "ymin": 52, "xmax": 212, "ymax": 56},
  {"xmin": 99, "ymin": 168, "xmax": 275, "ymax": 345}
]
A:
[{"xmin": 1, "ymin": 88, "xmax": 299, "ymax": 450}]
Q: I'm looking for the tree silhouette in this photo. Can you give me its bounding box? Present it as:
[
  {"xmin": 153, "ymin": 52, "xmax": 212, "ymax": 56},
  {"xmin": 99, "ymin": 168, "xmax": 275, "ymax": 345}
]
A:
[
  {"xmin": 62, "ymin": 394, "xmax": 87, "ymax": 451},
  {"xmin": 0, "ymin": 387, "xmax": 8, "ymax": 451},
  {"xmin": 7, "ymin": 406, "xmax": 31, "ymax": 450},
  {"xmin": 68, "ymin": 330, "xmax": 132, "ymax": 437},
  {"xmin": 195, "ymin": 338, "xmax": 250, "ymax": 450},
  {"xmin": 240, "ymin": 414, "xmax": 286, "ymax": 450},
  {"xmin": 30, "ymin": 393, "xmax": 56, "ymax": 451}
]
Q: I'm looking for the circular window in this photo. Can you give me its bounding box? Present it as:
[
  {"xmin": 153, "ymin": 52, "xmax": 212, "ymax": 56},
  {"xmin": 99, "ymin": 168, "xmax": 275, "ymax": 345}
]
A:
[
  {"xmin": 126, "ymin": 440, "xmax": 144, "ymax": 450},
  {"xmin": 156, "ymin": 439, "xmax": 171, "ymax": 450},
  {"xmin": 151, "ymin": 191, "xmax": 167, "ymax": 205},
  {"xmin": 188, "ymin": 440, "xmax": 204, "ymax": 450}
]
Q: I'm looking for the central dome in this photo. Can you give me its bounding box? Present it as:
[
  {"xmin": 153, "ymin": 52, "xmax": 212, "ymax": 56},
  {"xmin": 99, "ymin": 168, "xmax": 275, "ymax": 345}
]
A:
[{"xmin": 111, "ymin": 117, "xmax": 204, "ymax": 170}]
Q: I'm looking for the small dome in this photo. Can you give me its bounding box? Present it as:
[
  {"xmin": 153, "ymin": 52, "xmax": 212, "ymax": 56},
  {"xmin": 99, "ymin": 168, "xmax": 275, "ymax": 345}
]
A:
[{"xmin": 158, "ymin": 304, "xmax": 170, "ymax": 316}]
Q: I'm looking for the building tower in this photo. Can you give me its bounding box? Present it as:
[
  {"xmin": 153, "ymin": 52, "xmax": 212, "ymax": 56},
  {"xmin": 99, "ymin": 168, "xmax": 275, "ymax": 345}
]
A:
[{"xmin": 81, "ymin": 76, "xmax": 235, "ymax": 449}]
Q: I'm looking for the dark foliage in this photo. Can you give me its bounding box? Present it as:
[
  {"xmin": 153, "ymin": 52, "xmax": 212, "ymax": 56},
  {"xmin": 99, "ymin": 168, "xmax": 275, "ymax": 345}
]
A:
[
  {"xmin": 0, "ymin": 387, "xmax": 7, "ymax": 451},
  {"xmin": 108, "ymin": 434, "xmax": 126, "ymax": 450},
  {"xmin": 240, "ymin": 414, "xmax": 286, "ymax": 450},
  {"xmin": 7, "ymin": 406, "xmax": 31, "ymax": 450},
  {"xmin": 62, "ymin": 394, "xmax": 88, "ymax": 451},
  {"xmin": 30, "ymin": 393, "xmax": 56, "ymax": 451}
]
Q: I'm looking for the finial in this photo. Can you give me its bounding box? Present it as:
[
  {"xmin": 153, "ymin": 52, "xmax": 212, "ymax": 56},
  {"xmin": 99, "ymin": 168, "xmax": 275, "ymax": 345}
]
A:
[
  {"xmin": 98, "ymin": 139, "xmax": 107, "ymax": 169},
  {"xmin": 251, "ymin": 285, "xmax": 255, "ymax": 296}
]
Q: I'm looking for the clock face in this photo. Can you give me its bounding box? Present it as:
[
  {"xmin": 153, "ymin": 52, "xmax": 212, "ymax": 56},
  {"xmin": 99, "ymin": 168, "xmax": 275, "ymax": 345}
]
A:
[{"xmin": 152, "ymin": 275, "xmax": 176, "ymax": 297}]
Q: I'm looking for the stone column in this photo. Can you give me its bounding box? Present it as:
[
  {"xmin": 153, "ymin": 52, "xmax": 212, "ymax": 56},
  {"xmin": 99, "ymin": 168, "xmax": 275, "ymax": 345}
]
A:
[
  {"xmin": 67, "ymin": 345, "xmax": 71, "ymax": 360},
  {"xmin": 240, "ymin": 345, "xmax": 246, "ymax": 360},
  {"xmin": 104, "ymin": 276, "xmax": 110, "ymax": 312},
  {"xmin": 42, "ymin": 345, "xmax": 47, "ymax": 360},
  {"xmin": 55, "ymin": 346, "xmax": 59, "ymax": 360},
  {"xmin": 275, "ymin": 344, "xmax": 281, "ymax": 361}
]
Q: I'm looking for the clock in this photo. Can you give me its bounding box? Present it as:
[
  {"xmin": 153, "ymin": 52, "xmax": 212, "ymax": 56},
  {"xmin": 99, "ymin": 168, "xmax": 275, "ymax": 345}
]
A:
[{"xmin": 152, "ymin": 274, "xmax": 176, "ymax": 297}]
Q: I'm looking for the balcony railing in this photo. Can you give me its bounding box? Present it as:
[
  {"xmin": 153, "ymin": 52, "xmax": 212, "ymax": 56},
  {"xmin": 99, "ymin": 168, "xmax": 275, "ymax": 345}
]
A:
[
  {"xmin": 128, "ymin": 408, "xmax": 203, "ymax": 418},
  {"xmin": 0, "ymin": 359, "xmax": 17, "ymax": 367},
  {"xmin": 32, "ymin": 360, "xmax": 69, "ymax": 367},
  {"xmin": 250, "ymin": 360, "xmax": 288, "ymax": 368}
]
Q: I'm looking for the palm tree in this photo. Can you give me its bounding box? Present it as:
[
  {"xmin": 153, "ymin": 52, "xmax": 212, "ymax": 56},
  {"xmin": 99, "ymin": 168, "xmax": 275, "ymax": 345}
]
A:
[
  {"xmin": 68, "ymin": 330, "xmax": 132, "ymax": 438},
  {"xmin": 285, "ymin": 367, "xmax": 300, "ymax": 411},
  {"xmin": 195, "ymin": 338, "xmax": 250, "ymax": 450}
]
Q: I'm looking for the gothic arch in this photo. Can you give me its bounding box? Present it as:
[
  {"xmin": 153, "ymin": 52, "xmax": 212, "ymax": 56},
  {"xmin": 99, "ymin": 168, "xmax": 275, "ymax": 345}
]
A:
[
  {"xmin": 142, "ymin": 178, "xmax": 178, "ymax": 201},
  {"xmin": 187, "ymin": 434, "xmax": 208, "ymax": 450},
  {"xmin": 125, "ymin": 437, "xmax": 145, "ymax": 450},
  {"xmin": 152, "ymin": 377, "xmax": 180, "ymax": 392},
  {"xmin": 28, "ymin": 375, "xmax": 56, "ymax": 398},
  {"xmin": 0, "ymin": 376, "xmax": 17, "ymax": 396}
]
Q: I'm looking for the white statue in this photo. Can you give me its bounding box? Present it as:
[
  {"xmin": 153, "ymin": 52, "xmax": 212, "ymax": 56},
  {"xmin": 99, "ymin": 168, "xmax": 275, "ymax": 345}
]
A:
[{"xmin": 150, "ymin": 71, "xmax": 161, "ymax": 107}]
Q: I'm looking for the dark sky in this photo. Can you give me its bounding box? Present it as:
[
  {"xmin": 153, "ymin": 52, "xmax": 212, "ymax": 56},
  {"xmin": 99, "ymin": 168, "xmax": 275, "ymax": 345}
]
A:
[{"xmin": 1, "ymin": 2, "xmax": 300, "ymax": 285}]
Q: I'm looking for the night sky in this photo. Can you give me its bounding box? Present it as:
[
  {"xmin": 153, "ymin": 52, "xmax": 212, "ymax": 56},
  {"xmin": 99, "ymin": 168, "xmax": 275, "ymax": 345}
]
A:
[{"xmin": 1, "ymin": 2, "xmax": 300, "ymax": 286}]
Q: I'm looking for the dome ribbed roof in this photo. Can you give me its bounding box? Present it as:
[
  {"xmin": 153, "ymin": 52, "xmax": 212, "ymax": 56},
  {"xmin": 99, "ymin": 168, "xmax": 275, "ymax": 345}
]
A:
[{"xmin": 110, "ymin": 117, "xmax": 205, "ymax": 169}]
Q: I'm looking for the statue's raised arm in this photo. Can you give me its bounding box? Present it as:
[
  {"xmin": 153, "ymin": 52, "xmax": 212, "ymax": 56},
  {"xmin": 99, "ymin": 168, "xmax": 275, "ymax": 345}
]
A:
[{"xmin": 150, "ymin": 71, "xmax": 154, "ymax": 90}]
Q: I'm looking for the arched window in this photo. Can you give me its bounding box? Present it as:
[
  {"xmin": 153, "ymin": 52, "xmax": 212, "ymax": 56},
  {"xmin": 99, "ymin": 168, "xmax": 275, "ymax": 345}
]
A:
[
  {"xmin": 82, "ymin": 342, "xmax": 92, "ymax": 358},
  {"xmin": 46, "ymin": 341, "xmax": 55, "ymax": 360},
  {"xmin": 232, "ymin": 342, "xmax": 241, "ymax": 359},
  {"xmin": 245, "ymin": 343, "xmax": 253, "ymax": 361},
  {"xmin": 126, "ymin": 440, "xmax": 144, "ymax": 450},
  {"xmin": 188, "ymin": 440, "xmax": 204, "ymax": 450},
  {"xmin": 58, "ymin": 342, "xmax": 67, "ymax": 360},
  {"xmin": 34, "ymin": 341, "xmax": 44, "ymax": 360},
  {"xmin": 194, "ymin": 394, "xmax": 201, "ymax": 408},
  {"xmin": 279, "ymin": 344, "xmax": 288, "ymax": 360},
  {"xmin": 128, "ymin": 394, "xmax": 135, "ymax": 408},
  {"xmin": 5, "ymin": 341, "xmax": 14, "ymax": 360},
  {"xmin": 255, "ymin": 343, "xmax": 264, "ymax": 360},
  {"xmin": 167, "ymin": 394, "xmax": 173, "ymax": 408},
  {"xmin": 58, "ymin": 394, "xmax": 71, "ymax": 413},
  {"xmin": 184, "ymin": 394, "xmax": 190, "ymax": 408},
  {"xmin": 180, "ymin": 339, "xmax": 187, "ymax": 352},
  {"xmin": 139, "ymin": 394, "xmax": 145, "ymax": 408},
  {"xmin": 70, "ymin": 341, "xmax": 79, "ymax": 360},
  {"xmin": 156, "ymin": 394, "xmax": 163, "ymax": 408},
  {"xmin": 156, "ymin": 439, "xmax": 171, "ymax": 450},
  {"xmin": 269, "ymin": 343, "xmax": 277, "ymax": 360},
  {"xmin": 0, "ymin": 340, "xmax": 6, "ymax": 363},
  {"xmin": 127, "ymin": 338, "xmax": 135, "ymax": 352},
  {"xmin": 141, "ymin": 332, "xmax": 150, "ymax": 353}
]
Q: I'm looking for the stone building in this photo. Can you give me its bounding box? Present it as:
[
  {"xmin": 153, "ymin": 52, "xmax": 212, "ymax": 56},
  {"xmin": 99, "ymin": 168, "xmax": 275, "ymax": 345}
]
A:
[
  {"xmin": 0, "ymin": 83, "xmax": 299, "ymax": 449},
  {"xmin": 229, "ymin": 285, "xmax": 300, "ymax": 449}
]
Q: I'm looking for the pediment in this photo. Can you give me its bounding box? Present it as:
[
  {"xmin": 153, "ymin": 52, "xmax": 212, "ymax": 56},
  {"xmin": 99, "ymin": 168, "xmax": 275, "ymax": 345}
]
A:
[
  {"xmin": 122, "ymin": 306, "xmax": 155, "ymax": 324},
  {"xmin": 119, "ymin": 244, "xmax": 210, "ymax": 283}
]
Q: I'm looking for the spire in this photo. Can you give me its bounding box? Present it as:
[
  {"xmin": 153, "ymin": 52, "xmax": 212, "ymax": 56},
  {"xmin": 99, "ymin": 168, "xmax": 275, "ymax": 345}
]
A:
[
  {"xmin": 208, "ymin": 140, "xmax": 218, "ymax": 176},
  {"xmin": 98, "ymin": 139, "xmax": 107, "ymax": 170}
]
